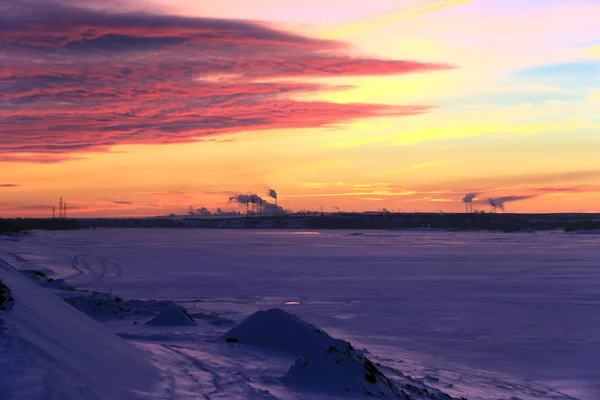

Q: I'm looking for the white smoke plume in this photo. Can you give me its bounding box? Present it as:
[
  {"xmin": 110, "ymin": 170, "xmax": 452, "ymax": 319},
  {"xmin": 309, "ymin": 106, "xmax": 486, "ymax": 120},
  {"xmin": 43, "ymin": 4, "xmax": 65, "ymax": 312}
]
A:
[
  {"xmin": 488, "ymin": 196, "xmax": 533, "ymax": 211},
  {"xmin": 229, "ymin": 192, "xmax": 285, "ymax": 215},
  {"xmin": 462, "ymin": 192, "xmax": 477, "ymax": 203},
  {"xmin": 229, "ymin": 194, "xmax": 262, "ymax": 204}
]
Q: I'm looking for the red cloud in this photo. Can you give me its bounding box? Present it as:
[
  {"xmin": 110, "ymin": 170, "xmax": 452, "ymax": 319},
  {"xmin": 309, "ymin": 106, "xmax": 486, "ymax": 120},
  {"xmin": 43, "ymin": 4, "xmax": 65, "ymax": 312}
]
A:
[{"xmin": 0, "ymin": 1, "xmax": 453, "ymax": 162}]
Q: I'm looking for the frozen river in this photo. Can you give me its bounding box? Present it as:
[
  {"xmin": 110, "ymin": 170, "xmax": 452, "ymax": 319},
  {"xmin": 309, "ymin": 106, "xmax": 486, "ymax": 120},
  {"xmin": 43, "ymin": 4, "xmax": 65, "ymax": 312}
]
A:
[{"xmin": 2, "ymin": 228, "xmax": 599, "ymax": 399}]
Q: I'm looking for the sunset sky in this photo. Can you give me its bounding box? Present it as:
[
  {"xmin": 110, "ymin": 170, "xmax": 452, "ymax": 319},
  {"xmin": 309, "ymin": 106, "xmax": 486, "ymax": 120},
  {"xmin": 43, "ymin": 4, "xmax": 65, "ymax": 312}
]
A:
[{"xmin": 1, "ymin": 0, "xmax": 599, "ymax": 217}]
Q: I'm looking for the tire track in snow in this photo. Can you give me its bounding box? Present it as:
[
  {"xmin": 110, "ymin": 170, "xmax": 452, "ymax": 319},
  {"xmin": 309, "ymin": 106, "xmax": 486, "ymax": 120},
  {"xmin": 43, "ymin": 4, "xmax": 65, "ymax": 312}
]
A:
[
  {"xmin": 101, "ymin": 258, "xmax": 122, "ymax": 281},
  {"xmin": 164, "ymin": 371, "xmax": 178, "ymax": 400},
  {"xmin": 80, "ymin": 255, "xmax": 99, "ymax": 281},
  {"xmin": 68, "ymin": 254, "xmax": 87, "ymax": 280},
  {"xmin": 159, "ymin": 344, "xmax": 277, "ymax": 399},
  {"xmin": 161, "ymin": 344, "xmax": 219, "ymax": 397},
  {"xmin": 67, "ymin": 255, "xmax": 122, "ymax": 283},
  {"xmin": 93, "ymin": 256, "xmax": 106, "ymax": 281}
]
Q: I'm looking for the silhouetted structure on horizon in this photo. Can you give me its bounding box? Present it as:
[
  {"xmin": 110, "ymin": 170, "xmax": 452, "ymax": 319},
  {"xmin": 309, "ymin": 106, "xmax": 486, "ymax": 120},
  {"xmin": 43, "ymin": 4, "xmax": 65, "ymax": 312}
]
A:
[{"xmin": 54, "ymin": 197, "xmax": 68, "ymax": 219}]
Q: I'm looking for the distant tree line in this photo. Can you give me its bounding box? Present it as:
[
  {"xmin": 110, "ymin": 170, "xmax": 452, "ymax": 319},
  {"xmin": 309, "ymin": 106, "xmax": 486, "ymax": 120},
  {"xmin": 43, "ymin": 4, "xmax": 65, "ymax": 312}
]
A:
[{"xmin": 0, "ymin": 218, "xmax": 82, "ymax": 234}]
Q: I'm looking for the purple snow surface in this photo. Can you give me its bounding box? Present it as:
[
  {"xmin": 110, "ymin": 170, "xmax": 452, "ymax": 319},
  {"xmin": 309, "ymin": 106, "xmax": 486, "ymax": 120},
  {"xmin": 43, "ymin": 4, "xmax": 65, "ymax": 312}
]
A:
[{"xmin": 2, "ymin": 228, "xmax": 599, "ymax": 399}]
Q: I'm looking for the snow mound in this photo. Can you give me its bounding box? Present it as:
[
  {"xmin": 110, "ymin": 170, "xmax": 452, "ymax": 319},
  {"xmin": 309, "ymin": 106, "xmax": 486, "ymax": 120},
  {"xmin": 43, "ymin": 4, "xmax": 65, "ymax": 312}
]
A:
[
  {"xmin": 0, "ymin": 260, "xmax": 159, "ymax": 400},
  {"xmin": 146, "ymin": 305, "xmax": 196, "ymax": 326},
  {"xmin": 223, "ymin": 308, "xmax": 350, "ymax": 356},
  {"xmin": 283, "ymin": 344, "xmax": 454, "ymax": 400},
  {"xmin": 282, "ymin": 344, "xmax": 399, "ymax": 398}
]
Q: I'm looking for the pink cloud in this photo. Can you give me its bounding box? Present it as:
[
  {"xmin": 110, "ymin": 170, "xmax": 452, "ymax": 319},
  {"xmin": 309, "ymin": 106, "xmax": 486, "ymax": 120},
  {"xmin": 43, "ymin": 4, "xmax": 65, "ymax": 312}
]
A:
[{"xmin": 0, "ymin": 1, "xmax": 453, "ymax": 162}]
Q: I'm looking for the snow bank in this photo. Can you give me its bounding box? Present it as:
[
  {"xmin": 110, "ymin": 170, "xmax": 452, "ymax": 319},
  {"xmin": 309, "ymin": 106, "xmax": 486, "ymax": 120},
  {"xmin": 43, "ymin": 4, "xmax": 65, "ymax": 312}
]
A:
[
  {"xmin": 20, "ymin": 269, "xmax": 71, "ymax": 290},
  {"xmin": 0, "ymin": 261, "xmax": 159, "ymax": 400},
  {"xmin": 63, "ymin": 294, "xmax": 133, "ymax": 320},
  {"xmin": 61, "ymin": 293, "xmax": 182, "ymax": 322},
  {"xmin": 223, "ymin": 308, "xmax": 350, "ymax": 356},
  {"xmin": 146, "ymin": 305, "xmax": 196, "ymax": 326}
]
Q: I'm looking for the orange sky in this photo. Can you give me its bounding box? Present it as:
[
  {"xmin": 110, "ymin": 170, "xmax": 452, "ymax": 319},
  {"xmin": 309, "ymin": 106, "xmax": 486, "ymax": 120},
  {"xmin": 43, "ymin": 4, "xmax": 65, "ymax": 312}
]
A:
[{"xmin": 1, "ymin": 0, "xmax": 600, "ymax": 217}]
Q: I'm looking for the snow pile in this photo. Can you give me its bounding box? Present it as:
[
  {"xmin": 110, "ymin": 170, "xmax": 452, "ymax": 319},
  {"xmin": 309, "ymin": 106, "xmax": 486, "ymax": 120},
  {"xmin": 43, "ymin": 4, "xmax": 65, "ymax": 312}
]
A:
[
  {"xmin": 282, "ymin": 343, "xmax": 402, "ymax": 398},
  {"xmin": 223, "ymin": 308, "xmax": 350, "ymax": 356},
  {"xmin": 146, "ymin": 305, "xmax": 196, "ymax": 326},
  {"xmin": 0, "ymin": 261, "xmax": 159, "ymax": 400},
  {"xmin": 227, "ymin": 309, "xmax": 457, "ymax": 399},
  {"xmin": 283, "ymin": 344, "xmax": 456, "ymax": 399}
]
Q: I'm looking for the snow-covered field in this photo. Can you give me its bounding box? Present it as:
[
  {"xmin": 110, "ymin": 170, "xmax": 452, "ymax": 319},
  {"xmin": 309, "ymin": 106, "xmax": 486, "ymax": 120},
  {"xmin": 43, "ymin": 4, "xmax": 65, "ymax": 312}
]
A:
[{"xmin": 1, "ymin": 228, "xmax": 599, "ymax": 399}]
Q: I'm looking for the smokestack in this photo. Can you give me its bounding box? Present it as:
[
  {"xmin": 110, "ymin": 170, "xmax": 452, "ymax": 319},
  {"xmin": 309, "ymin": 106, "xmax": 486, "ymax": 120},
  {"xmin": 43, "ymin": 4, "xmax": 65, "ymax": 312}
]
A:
[
  {"xmin": 268, "ymin": 189, "xmax": 278, "ymax": 206},
  {"xmin": 462, "ymin": 192, "xmax": 477, "ymax": 214},
  {"xmin": 229, "ymin": 192, "xmax": 284, "ymax": 216}
]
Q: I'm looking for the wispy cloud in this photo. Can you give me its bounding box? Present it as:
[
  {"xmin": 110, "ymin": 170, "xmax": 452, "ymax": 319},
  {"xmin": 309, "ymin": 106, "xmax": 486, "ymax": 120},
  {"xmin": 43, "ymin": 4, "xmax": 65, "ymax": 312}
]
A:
[
  {"xmin": 0, "ymin": 154, "xmax": 88, "ymax": 164},
  {"xmin": 17, "ymin": 204, "xmax": 54, "ymax": 210},
  {"xmin": 326, "ymin": 0, "xmax": 475, "ymax": 38},
  {"xmin": 531, "ymin": 186, "xmax": 600, "ymax": 194},
  {"xmin": 285, "ymin": 191, "xmax": 417, "ymax": 198},
  {"xmin": 0, "ymin": 184, "xmax": 19, "ymax": 188},
  {"xmin": 410, "ymin": 161, "xmax": 444, "ymax": 170},
  {"xmin": 0, "ymin": 0, "xmax": 451, "ymax": 163},
  {"xmin": 382, "ymin": 161, "xmax": 444, "ymax": 175}
]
